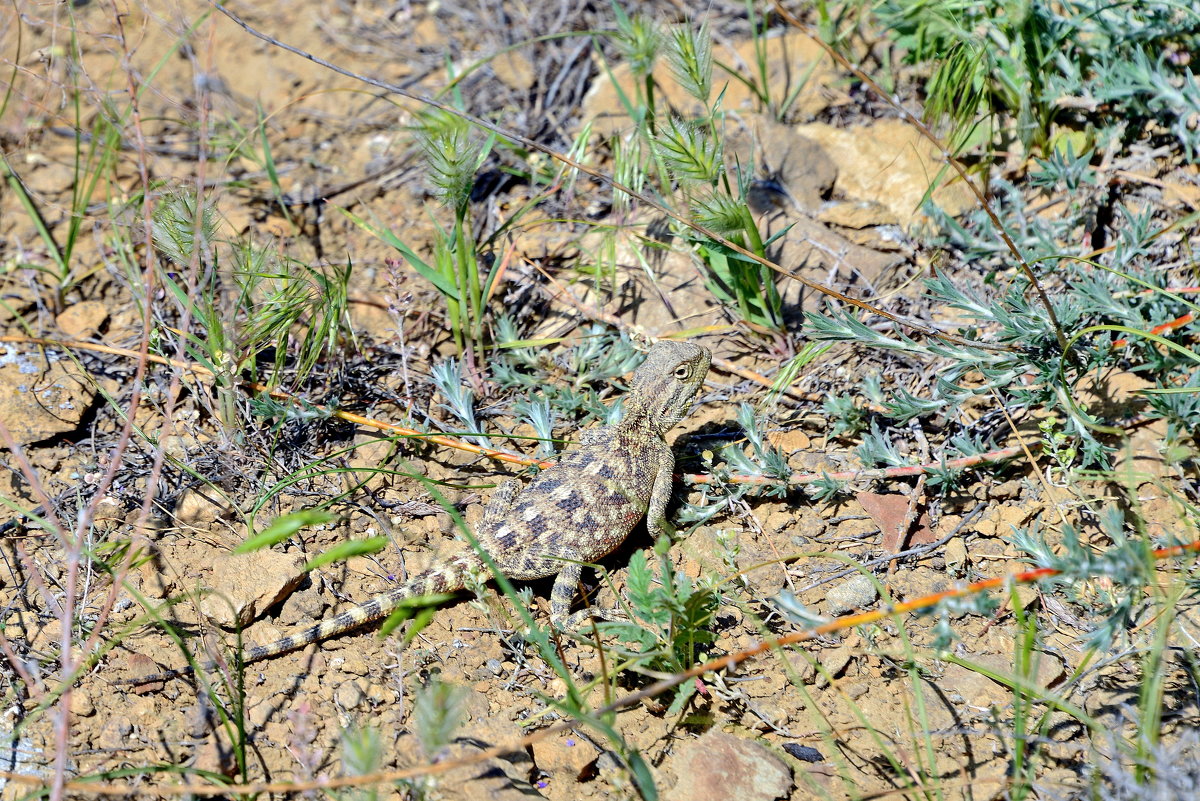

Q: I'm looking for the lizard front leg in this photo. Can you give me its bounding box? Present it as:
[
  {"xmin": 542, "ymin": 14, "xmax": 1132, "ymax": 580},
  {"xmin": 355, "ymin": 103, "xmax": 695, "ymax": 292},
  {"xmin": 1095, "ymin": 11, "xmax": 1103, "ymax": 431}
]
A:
[{"xmin": 645, "ymin": 458, "xmax": 678, "ymax": 542}]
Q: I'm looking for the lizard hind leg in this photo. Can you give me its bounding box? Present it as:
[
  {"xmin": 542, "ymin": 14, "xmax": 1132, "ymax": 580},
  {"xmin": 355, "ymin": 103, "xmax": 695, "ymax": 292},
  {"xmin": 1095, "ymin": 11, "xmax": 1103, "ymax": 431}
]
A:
[{"xmin": 548, "ymin": 563, "xmax": 628, "ymax": 631}]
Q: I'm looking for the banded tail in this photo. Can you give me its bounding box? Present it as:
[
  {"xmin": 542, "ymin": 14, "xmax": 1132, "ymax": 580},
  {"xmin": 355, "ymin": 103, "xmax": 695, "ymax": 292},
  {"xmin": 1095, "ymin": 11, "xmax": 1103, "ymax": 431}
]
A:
[{"xmin": 123, "ymin": 552, "xmax": 481, "ymax": 685}]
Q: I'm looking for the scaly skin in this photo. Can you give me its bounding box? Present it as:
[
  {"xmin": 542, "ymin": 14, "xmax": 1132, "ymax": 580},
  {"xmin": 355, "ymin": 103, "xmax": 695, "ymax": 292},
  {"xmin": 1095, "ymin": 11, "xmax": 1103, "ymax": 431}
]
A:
[{"xmin": 133, "ymin": 340, "xmax": 711, "ymax": 682}]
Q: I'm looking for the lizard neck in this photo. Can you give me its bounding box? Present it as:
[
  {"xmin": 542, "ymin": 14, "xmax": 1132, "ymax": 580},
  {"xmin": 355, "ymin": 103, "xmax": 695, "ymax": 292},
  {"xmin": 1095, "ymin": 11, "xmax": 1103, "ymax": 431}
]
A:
[{"xmin": 614, "ymin": 406, "xmax": 665, "ymax": 441}]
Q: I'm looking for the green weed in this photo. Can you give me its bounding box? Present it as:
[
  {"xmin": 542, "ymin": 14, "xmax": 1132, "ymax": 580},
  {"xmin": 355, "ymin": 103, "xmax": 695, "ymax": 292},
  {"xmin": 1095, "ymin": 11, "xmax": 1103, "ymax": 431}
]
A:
[
  {"xmin": 599, "ymin": 9, "xmax": 786, "ymax": 335},
  {"xmin": 871, "ymin": 0, "xmax": 1200, "ymax": 158},
  {"xmin": 597, "ymin": 540, "xmax": 720, "ymax": 716}
]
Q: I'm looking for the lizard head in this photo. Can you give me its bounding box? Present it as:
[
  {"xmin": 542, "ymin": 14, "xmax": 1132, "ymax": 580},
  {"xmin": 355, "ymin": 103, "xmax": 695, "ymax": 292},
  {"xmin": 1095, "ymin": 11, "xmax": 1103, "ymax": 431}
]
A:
[{"xmin": 625, "ymin": 340, "xmax": 712, "ymax": 436}]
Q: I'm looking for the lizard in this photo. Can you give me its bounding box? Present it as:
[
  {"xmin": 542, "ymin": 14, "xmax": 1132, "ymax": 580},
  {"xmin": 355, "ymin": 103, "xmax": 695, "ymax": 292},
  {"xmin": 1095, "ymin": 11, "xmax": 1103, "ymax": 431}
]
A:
[{"xmin": 127, "ymin": 340, "xmax": 711, "ymax": 683}]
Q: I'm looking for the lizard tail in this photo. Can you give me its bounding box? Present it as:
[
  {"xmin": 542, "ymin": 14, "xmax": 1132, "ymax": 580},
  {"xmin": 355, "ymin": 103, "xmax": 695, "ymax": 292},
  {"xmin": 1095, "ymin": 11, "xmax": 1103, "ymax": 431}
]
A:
[
  {"xmin": 240, "ymin": 551, "xmax": 482, "ymax": 664},
  {"xmin": 121, "ymin": 551, "xmax": 482, "ymax": 685}
]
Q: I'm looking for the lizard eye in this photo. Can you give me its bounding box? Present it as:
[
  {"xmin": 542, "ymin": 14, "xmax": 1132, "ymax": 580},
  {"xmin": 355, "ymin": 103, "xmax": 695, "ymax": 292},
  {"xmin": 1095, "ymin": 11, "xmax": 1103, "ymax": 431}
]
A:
[{"xmin": 674, "ymin": 365, "xmax": 690, "ymax": 380}]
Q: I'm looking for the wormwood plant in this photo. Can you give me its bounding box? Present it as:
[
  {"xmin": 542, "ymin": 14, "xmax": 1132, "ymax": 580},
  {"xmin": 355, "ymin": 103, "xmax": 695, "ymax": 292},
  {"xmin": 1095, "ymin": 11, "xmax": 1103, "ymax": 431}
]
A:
[
  {"xmin": 492, "ymin": 321, "xmax": 644, "ymax": 422},
  {"xmin": 871, "ymin": 0, "xmax": 1200, "ymax": 158},
  {"xmin": 808, "ymin": 255, "xmax": 1199, "ymax": 471}
]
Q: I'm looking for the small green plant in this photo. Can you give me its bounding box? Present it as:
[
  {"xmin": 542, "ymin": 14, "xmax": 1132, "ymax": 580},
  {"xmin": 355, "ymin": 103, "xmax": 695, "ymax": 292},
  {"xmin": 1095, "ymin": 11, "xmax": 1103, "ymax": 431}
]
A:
[
  {"xmin": 714, "ymin": 0, "xmax": 814, "ymax": 120},
  {"xmin": 704, "ymin": 403, "xmax": 792, "ymax": 494},
  {"xmin": 429, "ymin": 357, "xmax": 492, "ymax": 449},
  {"xmin": 340, "ymin": 725, "xmax": 385, "ymax": 801},
  {"xmin": 823, "ymin": 393, "xmax": 868, "ymax": 438},
  {"xmin": 599, "ymin": 10, "xmax": 786, "ymax": 336},
  {"xmin": 0, "ymin": 87, "xmax": 121, "ymax": 309},
  {"xmin": 492, "ymin": 321, "xmax": 643, "ymax": 422},
  {"xmin": 807, "ymin": 250, "xmax": 1200, "ymax": 470},
  {"xmin": 611, "ymin": 4, "xmax": 664, "ymax": 133},
  {"xmin": 417, "ymin": 113, "xmax": 499, "ymax": 359},
  {"xmin": 870, "ymin": 0, "xmax": 1200, "ymax": 158},
  {"xmin": 599, "ymin": 540, "xmax": 719, "ymax": 715},
  {"xmin": 414, "ymin": 679, "xmax": 468, "ymax": 759}
]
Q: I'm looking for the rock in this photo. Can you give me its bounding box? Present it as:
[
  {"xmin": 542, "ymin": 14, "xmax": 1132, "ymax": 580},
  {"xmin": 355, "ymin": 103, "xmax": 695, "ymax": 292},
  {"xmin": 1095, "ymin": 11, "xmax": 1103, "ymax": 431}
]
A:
[
  {"xmin": 856, "ymin": 490, "xmax": 937, "ymax": 551},
  {"xmin": 191, "ymin": 732, "xmax": 238, "ymax": 778},
  {"xmin": 989, "ymin": 479, "xmax": 1022, "ymax": 500},
  {"xmin": 732, "ymin": 121, "xmax": 837, "ymax": 213},
  {"xmin": 136, "ymin": 548, "xmax": 174, "ymax": 600},
  {"xmin": 772, "ymin": 212, "xmax": 907, "ymax": 294},
  {"xmin": 765, "ymin": 426, "xmax": 811, "ymax": 454},
  {"xmin": 94, "ymin": 716, "xmax": 134, "ymax": 751},
  {"xmin": 0, "ymin": 349, "xmax": 97, "ymax": 445},
  {"xmin": 3, "ymin": 612, "xmax": 61, "ymax": 653},
  {"xmin": 975, "ymin": 504, "xmax": 1029, "ymax": 538},
  {"xmin": 198, "ymin": 550, "xmax": 307, "ymax": 629},
  {"xmin": 56, "ymin": 300, "xmax": 109, "ymax": 338},
  {"xmin": 185, "ymin": 702, "xmax": 212, "ymax": 739},
  {"xmin": 328, "ymin": 649, "xmax": 369, "ymax": 677},
  {"xmin": 813, "ymin": 644, "xmax": 855, "ymax": 688},
  {"xmin": 432, "ymin": 734, "xmax": 543, "ymax": 801},
  {"xmin": 824, "ymin": 574, "xmax": 877, "ymax": 616},
  {"xmin": 335, "ymin": 679, "xmax": 366, "ymax": 710},
  {"xmin": 794, "ymin": 119, "xmax": 975, "ymax": 228},
  {"xmin": 69, "ymin": 687, "xmax": 96, "ymax": 717},
  {"xmin": 667, "ymin": 730, "xmax": 792, "ymax": 801},
  {"xmin": 782, "ymin": 743, "xmax": 823, "ymax": 762},
  {"xmin": 117, "ymin": 651, "xmax": 167, "ymax": 695},
  {"xmin": 944, "ymin": 537, "xmax": 969, "ymax": 575},
  {"xmin": 174, "ymin": 487, "xmax": 236, "ymax": 528},
  {"xmin": 22, "ymin": 157, "xmax": 76, "ymax": 195},
  {"xmin": 818, "ymin": 199, "xmax": 899, "ymax": 229},
  {"xmin": 533, "ymin": 733, "xmax": 599, "ymax": 781},
  {"xmin": 160, "ymin": 434, "xmax": 201, "ymax": 461}
]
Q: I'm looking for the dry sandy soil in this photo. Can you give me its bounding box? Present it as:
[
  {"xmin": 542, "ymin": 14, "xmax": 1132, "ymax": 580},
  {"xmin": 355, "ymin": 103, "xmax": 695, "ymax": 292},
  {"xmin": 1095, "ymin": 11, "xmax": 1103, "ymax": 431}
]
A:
[{"xmin": 1, "ymin": 2, "xmax": 1198, "ymax": 799}]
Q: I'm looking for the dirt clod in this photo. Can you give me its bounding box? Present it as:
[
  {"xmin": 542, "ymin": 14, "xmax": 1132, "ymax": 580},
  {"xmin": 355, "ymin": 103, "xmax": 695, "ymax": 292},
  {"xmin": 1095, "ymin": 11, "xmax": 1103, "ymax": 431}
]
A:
[
  {"xmin": 0, "ymin": 351, "xmax": 96, "ymax": 445},
  {"xmin": 823, "ymin": 573, "xmax": 877, "ymax": 616}
]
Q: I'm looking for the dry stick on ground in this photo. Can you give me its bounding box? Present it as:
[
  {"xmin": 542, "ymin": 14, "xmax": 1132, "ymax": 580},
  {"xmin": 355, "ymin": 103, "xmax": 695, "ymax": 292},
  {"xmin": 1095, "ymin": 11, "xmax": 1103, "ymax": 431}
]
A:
[
  {"xmin": 207, "ymin": 1, "xmax": 1014, "ymax": 356},
  {"xmin": 527, "ymin": 259, "xmax": 851, "ymax": 408},
  {"xmin": 0, "ymin": 335, "xmax": 1036, "ymax": 496},
  {"xmin": 2, "ymin": 536, "xmax": 1192, "ymax": 797}
]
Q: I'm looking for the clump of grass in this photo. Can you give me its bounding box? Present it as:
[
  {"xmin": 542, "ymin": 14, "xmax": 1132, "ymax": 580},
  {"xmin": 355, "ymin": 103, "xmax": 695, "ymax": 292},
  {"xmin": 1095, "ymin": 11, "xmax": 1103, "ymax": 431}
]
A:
[
  {"xmin": 151, "ymin": 189, "xmax": 355, "ymax": 432},
  {"xmin": 590, "ymin": 10, "xmax": 788, "ymax": 336},
  {"xmin": 416, "ymin": 113, "xmax": 498, "ymax": 359}
]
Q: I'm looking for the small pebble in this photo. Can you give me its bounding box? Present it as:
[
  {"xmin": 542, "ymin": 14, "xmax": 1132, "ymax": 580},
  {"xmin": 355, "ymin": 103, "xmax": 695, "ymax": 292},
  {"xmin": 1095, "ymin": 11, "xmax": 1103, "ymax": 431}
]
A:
[
  {"xmin": 824, "ymin": 574, "xmax": 878, "ymax": 616},
  {"xmin": 783, "ymin": 743, "xmax": 824, "ymax": 763},
  {"xmin": 335, "ymin": 680, "xmax": 366, "ymax": 710}
]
